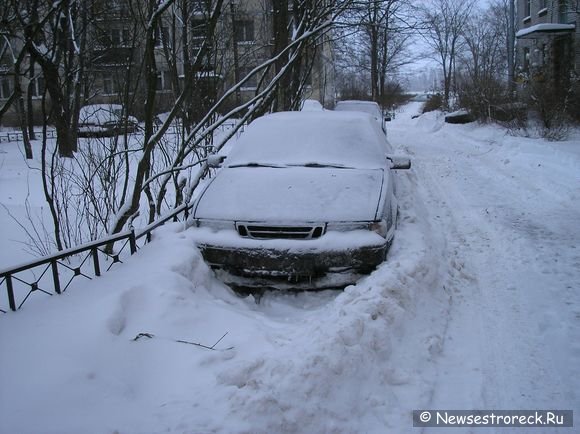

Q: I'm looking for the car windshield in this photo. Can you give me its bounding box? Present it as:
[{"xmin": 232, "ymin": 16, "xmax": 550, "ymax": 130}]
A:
[
  {"xmin": 335, "ymin": 101, "xmax": 382, "ymax": 119},
  {"xmin": 225, "ymin": 111, "xmax": 388, "ymax": 170}
]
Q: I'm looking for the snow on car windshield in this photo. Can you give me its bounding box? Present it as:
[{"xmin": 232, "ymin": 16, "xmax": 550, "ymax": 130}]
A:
[
  {"xmin": 335, "ymin": 101, "xmax": 382, "ymax": 119},
  {"xmin": 225, "ymin": 111, "xmax": 388, "ymax": 169}
]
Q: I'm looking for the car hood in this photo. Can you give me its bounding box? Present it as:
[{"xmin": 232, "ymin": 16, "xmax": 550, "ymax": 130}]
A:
[{"xmin": 193, "ymin": 167, "xmax": 385, "ymax": 222}]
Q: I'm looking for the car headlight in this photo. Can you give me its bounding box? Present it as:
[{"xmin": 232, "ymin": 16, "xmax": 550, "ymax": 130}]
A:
[
  {"xmin": 326, "ymin": 222, "xmax": 370, "ymax": 232},
  {"xmin": 327, "ymin": 220, "xmax": 388, "ymax": 238},
  {"xmin": 369, "ymin": 219, "xmax": 388, "ymax": 238},
  {"xmin": 193, "ymin": 219, "xmax": 235, "ymax": 231}
]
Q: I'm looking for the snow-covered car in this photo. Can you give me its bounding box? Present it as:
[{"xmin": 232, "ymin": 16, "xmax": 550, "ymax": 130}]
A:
[
  {"xmin": 335, "ymin": 100, "xmax": 387, "ymax": 132},
  {"xmin": 77, "ymin": 104, "xmax": 139, "ymax": 137},
  {"xmin": 189, "ymin": 111, "xmax": 410, "ymax": 289},
  {"xmin": 300, "ymin": 99, "xmax": 324, "ymax": 111}
]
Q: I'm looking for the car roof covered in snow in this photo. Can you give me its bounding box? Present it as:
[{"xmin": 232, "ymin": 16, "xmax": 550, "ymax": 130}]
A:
[
  {"xmin": 78, "ymin": 104, "xmax": 125, "ymax": 124},
  {"xmin": 300, "ymin": 99, "xmax": 324, "ymax": 111},
  {"xmin": 225, "ymin": 111, "xmax": 388, "ymax": 169}
]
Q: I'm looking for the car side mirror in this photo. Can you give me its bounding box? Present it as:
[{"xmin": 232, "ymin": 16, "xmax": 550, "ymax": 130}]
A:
[
  {"xmin": 207, "ymin": 154, "xmax": 226, "ymax": 168},
  {"xmin": 386, "ymin": 155, "xmax": 411, "ymax": 170}
]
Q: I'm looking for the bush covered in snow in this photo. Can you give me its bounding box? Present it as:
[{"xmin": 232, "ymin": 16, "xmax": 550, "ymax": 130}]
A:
[{"xmin": 422, "ymin": 94, "xmax": 443, "ymax": 113}]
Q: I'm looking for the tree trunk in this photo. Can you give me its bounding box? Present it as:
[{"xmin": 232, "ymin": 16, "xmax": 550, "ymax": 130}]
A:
[
  {"xmin": 370, "ymin": 25, "xmax": 379, "ymax": 101},
  {"xmin": 507, "ymin": 0, "xmax": 515, "ymax": 92},
  {"xmin": 108, "ymin": 0, "xmax": 161, "ymax": 236},
  {"xmin": 16, "ymin": 80, "xmax": 33, "ymax": 159},
  {"xmin": 27, "ymin": 64, "xmax": 37, "ymax": 141},
  {"xmin": 272, "ymin": 0, "xmax": 291, "ymax": 111},
  {"xmin": 14, "ymin": 59, "xmax": 33, "ymax": 159},
  {"xmin": 38, "ymin": 62, "xmax": 75, "ymax": 157},
  {"xmin": 40, "ymin": 94, "xmax": 64, "ymax": 252}
]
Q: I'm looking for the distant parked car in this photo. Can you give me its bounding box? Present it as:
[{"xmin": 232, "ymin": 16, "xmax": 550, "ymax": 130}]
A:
[
  {"xmin": 300, "ymin": 99, "xmax": 324, "ymax": 111},
  {"xmin": 189, "ymin": 111, "xmax": 411, "ymax": 290},
  {"xmin": 77, "ymin": 104, "xmax": 139, "ymax": 137},
  {"xmin": 444, "ymin": 110, "xmax": 474, "ymax": 124},
  {"xmin": 335, "ymin": 100, "xmax": 388, "ymax": 132}
]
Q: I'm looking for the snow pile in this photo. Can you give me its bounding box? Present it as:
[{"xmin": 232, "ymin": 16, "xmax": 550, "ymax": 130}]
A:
[
  {"xmin": 1, "ymin": 102, "xmax": 579, "ymax": 433},
  {"xmin": 0, "ymin": 139, "xmax": 48, "ymax": 267},
  {"xmin": 0, "ymin": 150, "xmax": 450, "ymax": 433}
]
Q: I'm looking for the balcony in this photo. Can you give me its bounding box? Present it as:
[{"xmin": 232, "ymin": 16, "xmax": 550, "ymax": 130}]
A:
[{"xmin": 516, "ymin": 23, "xmax": 575, "ymax": 39}]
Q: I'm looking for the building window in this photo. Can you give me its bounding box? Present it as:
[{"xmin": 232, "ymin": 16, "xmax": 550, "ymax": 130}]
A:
[
  {"xmin": 29, "ymin": 76, "xmax": 45, "ymax": 97},
  {"xmin": 540, "ymin": 43, "xmax": 547, "ymax": 65},
  {"xmin": 155, "ymin": 26, "xmax": 169, "ymax": 48},
  {"xmin": 559, "ymin": 0, "xmax": 570, "ymax": 23},
  {"xmin": 524, "ymin": 0, "xmax": 531, "ymax": 17},
  {"xmin": 156, "ymin": 71, "xmax": 171, "ymax": 91},
  {"xmin": 191, "ymin": 19, "xmax": 207, "ymax": 47},
  {"xmin": 238, "ymin": 66, "xmax": 257, "ymax": 89},
  {"xmin": 234, "ymin": 20, "xmax": 254, "ymax": 43},
  {"xmin": 101, "ymin": 27, "xmax": 130, "ymax": 47},
  {"xmin": 111, "ymin": 28, "xmax": 122, "ymax": 46},
  {"xmin": 539, "ymin": 0, "xmax": 547, "ymax": 9},
  {"xmin": 109, "ymin": 0, "xmax": 131, "ymax": 17},
  {"xmin": 0, "ymin": 75, "xmax": 12, "ymax": 99},
  {"xmin": 192, "ymin": 0, "xmax": 208, "ymax": 14},
  {"xmin": 102, "ymin": 72, "xmax": 119, "ymax": 95},
  {"xmin": 523, "ymin": 47, "xmax": 530, "ymax": 71}
]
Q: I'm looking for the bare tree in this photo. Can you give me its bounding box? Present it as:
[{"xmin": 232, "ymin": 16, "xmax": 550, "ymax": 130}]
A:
[
  {"xmin": 0, "ymin": 6, "xmax": 35, "ymax": 158},
  {"xmin": 420, "ymin": 0, "xmax": 475, "ymax": 109},
  {"xmin": 9, "ymin": 0, "xmax": 90, "ymax": 157},
  {"xmin": 333, "ymin": 0, "xmax": 416, "ymax": 104},
  {"xmin": 8, "ymin": 0, "xmax": 354, "ymax": 255},
  {"xmin": 145, "ymin": 0, "xmax": 352, "ymax": 229},
  {"xmin": 455, "ymin": 4, "xmax": 509, "ymax": 120},
  {"xmin": 0, "ymin": 38, "xmax": 34, "ymax": 159}
]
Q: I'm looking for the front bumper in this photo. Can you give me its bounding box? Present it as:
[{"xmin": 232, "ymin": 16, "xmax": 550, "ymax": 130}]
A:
[{"xmin": 191, "ymin": 228, "xmax": 388, "ymax": 288}]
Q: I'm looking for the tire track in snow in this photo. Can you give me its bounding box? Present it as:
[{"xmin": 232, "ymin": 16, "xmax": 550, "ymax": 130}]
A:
[
  {"xmin": 405, "ymin": 148, "xmax": 490, "ymax": 415},
  {"xmin": 391, "ymin": 109, "xmax": 579, "ymax": 432}
]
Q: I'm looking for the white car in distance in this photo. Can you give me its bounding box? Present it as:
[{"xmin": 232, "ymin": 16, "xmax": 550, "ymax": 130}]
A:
[
  {"xmin": 77, "ymin": 104, "xmax": 139, "ymax": 138},
  {"xmin": 335, "ymin": 100, "xmax": 389, "ymax": 132}
]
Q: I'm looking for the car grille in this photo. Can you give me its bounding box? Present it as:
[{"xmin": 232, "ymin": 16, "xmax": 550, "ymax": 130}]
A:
[{"xmin": 236, "ymin": 223, "xmax": 325, "ymax": 240}]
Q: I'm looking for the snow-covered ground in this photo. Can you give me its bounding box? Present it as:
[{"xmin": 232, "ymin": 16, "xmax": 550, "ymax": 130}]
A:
[{"xmin": 1, "ymin": 103, "xmax": 579, "ymax": 433}]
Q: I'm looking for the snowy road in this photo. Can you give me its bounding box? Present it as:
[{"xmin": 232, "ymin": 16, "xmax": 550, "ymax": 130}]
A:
[
  {"xmin": 389, "ymin": 103, "xmax": 580, "ymax": 432},
  {"xmin": 1, "ymin": 103, "xmax": 579, "ymax": 433}
]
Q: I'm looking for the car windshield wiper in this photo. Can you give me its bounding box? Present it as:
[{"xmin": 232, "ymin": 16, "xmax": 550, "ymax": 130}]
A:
[
  {"xmin": 227, "ymin": 162, "xmax": 285, "ymax": 168},
  {"xmin": 228, "ymin": 162, "xmax": 356, "ymax": 169},
  {"xmin": 289, "ymin": 163, "xmax": 354, "ymax": 169}
]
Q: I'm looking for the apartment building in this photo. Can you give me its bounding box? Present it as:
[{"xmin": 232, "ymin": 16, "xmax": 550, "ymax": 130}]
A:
[
  {"xmin": 0, "ymin": 0, "xmax": 335, "ymax": 127},
  {"xmin": 515, "ymin": 0, "xmax": 578, "ymax": 84}
]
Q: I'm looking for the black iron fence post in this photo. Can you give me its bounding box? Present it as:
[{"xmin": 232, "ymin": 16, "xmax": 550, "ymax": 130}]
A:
[
  {"xmin": 92, "ymin": 248, "xmax": 101, "ymax": 276},
  {"xmin": 129, "ymin": 230, "xmax": 137, "ymax": 254},
  {"xmin": 51, "ymin": 260, "xmax": 61, "ymax": 294},
  {"xmin": 6, "ymin": 275, "xmax": 16, "ymax": 311}
]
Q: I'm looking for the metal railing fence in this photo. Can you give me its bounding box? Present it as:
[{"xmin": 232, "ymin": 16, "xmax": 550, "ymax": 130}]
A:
[{"xmin": 0, "ymin": 203, "xmax": 191, "ymax": 313}]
